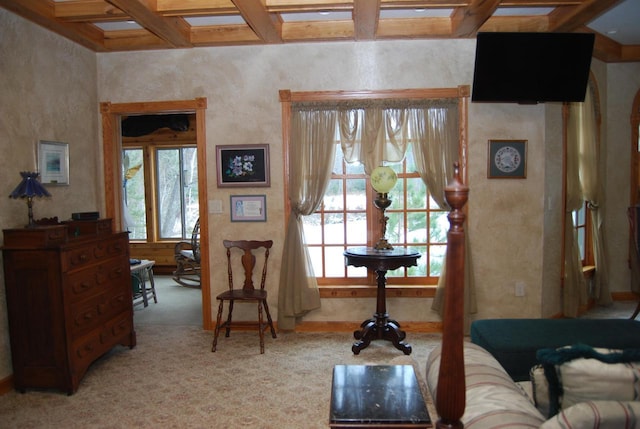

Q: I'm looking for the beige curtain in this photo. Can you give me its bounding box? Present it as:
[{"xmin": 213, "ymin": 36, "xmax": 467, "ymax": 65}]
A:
[
  {"xmin": 564, "ymin": 95, "xmax": 589, "ymax": 316},
  {"xmin": 338, "ymin": 107, "xmax": 407, "ymax": 173},
  {"xmin": 277, "ymin": 109, "xmax": 337, "ymax": 330},
  {"xmin": 578, "ymin": 85, "xmax": 611, "ymax": 305},
  {"xmin": 410, "ymin": 105, "xmax": 477, "ymax": 331}
]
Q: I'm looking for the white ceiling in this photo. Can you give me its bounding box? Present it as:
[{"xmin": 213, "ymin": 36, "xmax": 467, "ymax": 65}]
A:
[{"xmin": 587, "ymin": 0, "xmax": 640, "ymax": 45}]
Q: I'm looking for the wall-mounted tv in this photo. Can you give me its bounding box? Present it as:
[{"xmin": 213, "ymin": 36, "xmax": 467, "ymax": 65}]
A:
[{"xmin": 471, "ymin": 32, "xmax": 595, "ymax": 104}]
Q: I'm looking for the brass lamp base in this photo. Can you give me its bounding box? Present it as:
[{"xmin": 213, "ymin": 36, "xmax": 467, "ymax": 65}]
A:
[
  {"xmin": 374, "ymin": 238, "xmax": 393, "ymax": 251},
  {"xmin": 374, "ymin": 192, "xmax": 393, "ymax": 250}
]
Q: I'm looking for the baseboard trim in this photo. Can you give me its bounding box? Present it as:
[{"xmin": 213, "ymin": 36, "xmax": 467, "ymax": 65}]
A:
[
  {"xmin": 291, "ymin": 321, "xmax": 443, "ymax": 333},
  {"xmin": 0, "ymin": 375, "xmax": 13, "ymax": 396}
]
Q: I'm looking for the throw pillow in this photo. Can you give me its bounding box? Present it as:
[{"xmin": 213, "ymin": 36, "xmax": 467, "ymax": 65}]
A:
[{"xmin": 531, "ymin": 344, "xmax": 640, "ymax": 418}]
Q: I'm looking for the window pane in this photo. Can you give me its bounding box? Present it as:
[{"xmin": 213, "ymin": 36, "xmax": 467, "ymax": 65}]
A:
[
  {"xmin": 324, "ymin": 179, "xmax": 343, "ymax": 210},
  {"xmin": 325, "ymin": 247, "xmax": 347, "ymax": 277},
  {"xmin": 429, "ymin": 245, "xmax": 446, "ymax": 276},
  {"xmin": 324, "ymin": 213, "xmax": 345, "ymax": 245},
  {"xmin": 157, "ymin": 149, "xmax": 183, "ymax": 238},
  {"xmin": 182, "ymin": 147, "xmax": 199, "ymax": 233},
  {"xmin": 430, "ymin": 211, "xmax": 448, "ymax": 244},
  {"xmin": 346, "ymin": 179, "xmax": 366, "ymax": 210},
  {"xmin": 407, "ymin": 245, "xmax": 427, "ymax": 277},
  {"xmin": 307, "ymin": 246, "xmax": 322, "ymax": 277},
  {"xmin": 346, "ymin": 212, "xmax": 367, "ymax": 245},
  {"xmin": 407, "ymin": 178, "xmax": 427, "ymax": 209},
  {"xmin": 123, "ymin": 149, "xmax": 146, "ymax": 240},
  {"xmin": 407, "ymin": 213, "xmax": 427, "ymax": 244},
  {"xmin": 303, "ymin": 213, "xmax": 322, "ymax": 245}
]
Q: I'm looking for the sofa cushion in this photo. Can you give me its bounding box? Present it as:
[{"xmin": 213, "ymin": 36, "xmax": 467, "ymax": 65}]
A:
[
  {"xmin": 539, "ymin": 401, "xmax": 640, "ymax": 429},
  {"xmin": 532, "ymin": 344, "xmax": 640, "ymax": 417},
  {"xmin": 426, "ymin": 342, "xmax": 545, "ymax": 428}
]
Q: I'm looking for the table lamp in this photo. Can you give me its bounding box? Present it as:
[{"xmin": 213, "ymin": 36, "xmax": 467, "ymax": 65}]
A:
[
  {"xmin": 9, "ymin": 171, "xmax": 51, "ymax": 228},
  {"xmin": 370, "ymin": 165, "xmax": 397, "ymax": 250}
]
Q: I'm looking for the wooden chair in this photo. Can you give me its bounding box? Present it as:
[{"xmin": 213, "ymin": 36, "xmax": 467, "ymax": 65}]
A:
[
  {"xmin": 172, "ymin": 218, "xmax": 201, "ymax": 288},
  {"xmin": 212, "ymin": 239, "xmax": 277, "ymax": 354}
]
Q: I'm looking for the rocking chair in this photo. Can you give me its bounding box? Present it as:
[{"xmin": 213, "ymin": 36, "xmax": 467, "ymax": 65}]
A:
[{"xmin": 173, "ymin": 218, "xmax": 201, "ymax": 288}]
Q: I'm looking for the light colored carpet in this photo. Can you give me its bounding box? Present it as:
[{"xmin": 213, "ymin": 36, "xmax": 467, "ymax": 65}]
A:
[
  {"xmin": 0, "ymin": 324, "xmax": 441, "ymax": 428},
  {"xmin": 1, "ymin": 275, "xmax": 633, "ymax": 428}
]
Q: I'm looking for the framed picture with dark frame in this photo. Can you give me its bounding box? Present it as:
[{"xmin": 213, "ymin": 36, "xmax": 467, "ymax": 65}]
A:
[
  {"xmin": 216, "ymin": 144, "xmax": 270, "ymax": 187},
  {"xmin": 487, "ymin": 139, "xmax": 527, "ymax": 179},
  {"xmin": 38, "ymin": 140, "xmax": 70, "ymax": 185},
  {"xmin": 230, "ymin": 195, "xmax": 267, "ymax": 222}
]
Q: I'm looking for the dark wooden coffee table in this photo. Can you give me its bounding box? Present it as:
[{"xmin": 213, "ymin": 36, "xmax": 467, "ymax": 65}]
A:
[{"xmin": 329, "ymin": 364, "xmax": 431, "ymax": 428}]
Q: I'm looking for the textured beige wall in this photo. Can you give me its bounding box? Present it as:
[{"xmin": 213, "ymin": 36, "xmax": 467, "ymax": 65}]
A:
[
  {"xmin": 96, "ymin": 40, "xmax": 557, "ymax": 324},
  {"xmin": 2, "ymin": 6, "xmax": 639, "ymax": 385},
  {"xmin": 0, "ymin": 11, "xmax": 100, "ymax": 380},
  {"xmin": 606, "ymin": 62, "xmax": 640, "ymax": 293}
]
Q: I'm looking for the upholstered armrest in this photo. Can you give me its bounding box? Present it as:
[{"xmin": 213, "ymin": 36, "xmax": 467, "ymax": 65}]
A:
[{"xmin": 426, "ymin": 342, "xmax": 545, "ymax": 428}]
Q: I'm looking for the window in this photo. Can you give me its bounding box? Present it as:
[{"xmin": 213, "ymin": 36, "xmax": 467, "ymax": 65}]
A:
[
  {"xmin": 572, "ymin": 201, "xmax": 593, "ymax": 266},
  {"xmin": 303, "ymin": 145, "xmax": 447, "ymax": 286},
  {"xmin": 123, "ymin": 145, "xmax": 198, "ymax": 242},
  {"xmin": 280, "ymin": 87, "xmax": 469, "ymax": 295}
]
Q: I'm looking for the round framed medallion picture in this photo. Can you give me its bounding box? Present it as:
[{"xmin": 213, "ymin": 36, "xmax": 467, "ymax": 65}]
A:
[{"xmin": 487, "ymin": 140, "xmax": 527, "ymax": 178}]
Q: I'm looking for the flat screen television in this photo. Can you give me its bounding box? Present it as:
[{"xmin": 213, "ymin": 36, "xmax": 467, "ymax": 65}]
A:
[{"xmin": 471, "ymin": 32, "xmax": 595, "ymax": 104}]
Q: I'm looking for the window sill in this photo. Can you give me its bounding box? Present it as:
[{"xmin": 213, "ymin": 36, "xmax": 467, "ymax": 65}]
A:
[
  {"xmin": 583, "ymin": 265, "xmax": 595, "ymax": 279},
  {"xmin": 319, "ymin": 285, "xmax": 436, "ymax": 298}
]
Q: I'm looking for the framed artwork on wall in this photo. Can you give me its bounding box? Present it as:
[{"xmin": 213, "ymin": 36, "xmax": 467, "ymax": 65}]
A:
[
  {"xmin": 38, "ymin": 140, "xmax": 69, "ymax": 185},
  {"xmin": 216, "ymin": 144, "xmax": 270, "ymax": 187},
  {"xmin": 230, "ymin": 195, "xmax": 267, "ymax": 222},
  {"xmin": 487, "ymin": 140, "xmax": 527, "ymax": 179}
]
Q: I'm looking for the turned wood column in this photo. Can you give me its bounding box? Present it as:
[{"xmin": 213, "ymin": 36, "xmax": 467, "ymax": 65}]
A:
[{"xmin": 436, "ymin": 163, "xmax": 469, "ymax": 429}]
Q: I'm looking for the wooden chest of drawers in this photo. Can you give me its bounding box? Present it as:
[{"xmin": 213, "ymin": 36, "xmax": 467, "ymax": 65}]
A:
[{"xmin": 2, "ymin": 220, "xmax": 136, "ymax": 394}]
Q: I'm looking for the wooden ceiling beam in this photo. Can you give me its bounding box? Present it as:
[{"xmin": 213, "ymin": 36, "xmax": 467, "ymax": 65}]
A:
[
  {"xmin": 55, "ymin": 0, "xmax": 127, "ymax": 22},
  {"xmin": 451, "ymin": 0, "xmax": 500, "ymax": 38},
  {"xmin": 549, "ymin": 0, "xmax": 624, "ymax": 32},
  {"xmin": 156, "ymin": 0, "xmax": 238, "ymax": 16},
  {"xmin": 232, "ymin": 0, "xmax": 282, "ymax": 43},
  {"xmin": 0, "ymin": 0, "xmax": 107, "ymax": 51},
  {"xmin": 354, "ymin": 0, "xmax": 379, "ymax": 40},
  {"xmin": 105, "ymin": 0, "xmax": 192, "ymax": 48}
]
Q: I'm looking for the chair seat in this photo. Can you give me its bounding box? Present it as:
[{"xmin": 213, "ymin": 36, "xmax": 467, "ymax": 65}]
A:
[
  {"xmin": 216, "ymin": 289, "xmax": 268, "ymax": 301},
  {"xmin": 179, "ymin": 249, "xmax": 194, "ymax": 259}
]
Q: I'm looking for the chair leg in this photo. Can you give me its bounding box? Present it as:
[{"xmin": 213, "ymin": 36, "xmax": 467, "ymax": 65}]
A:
[
  {"xmin": 225, "ymin": 300, "xmax": 234, "ymax": 337},
  {"xmin": 258, "ymin": 300, "xmax": 265, "ymax": 354},
  {"xmin": 212, "ymin": 300, "xmax": 225, "ymax": 352},
  {"xmin": 263, "ymin": 299, "xmax": 277, "ymax": 339}
]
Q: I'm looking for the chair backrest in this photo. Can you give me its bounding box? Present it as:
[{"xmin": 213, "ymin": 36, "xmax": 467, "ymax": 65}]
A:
[
  {"xmin": 191, "ymin": 218, "xmax": 201, "ymax": 263},
  {"xmin": 223, "ymin": 240, "xmax": 273, "ymax": 291}
]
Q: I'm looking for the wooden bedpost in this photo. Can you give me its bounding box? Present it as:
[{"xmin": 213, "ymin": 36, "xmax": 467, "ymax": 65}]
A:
[{"xmin": 436, "ymin": 163, "xmax": 469, "ymax": 429}]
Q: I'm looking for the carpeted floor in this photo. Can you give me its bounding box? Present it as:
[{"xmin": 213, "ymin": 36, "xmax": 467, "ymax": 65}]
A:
[
  {"xmin": 1, "ymin": 276, "xmax": 635, "ymax": 428},
  {"xmin": 0, "ymin": 326, "xmax": 441, "ymax": 428}
]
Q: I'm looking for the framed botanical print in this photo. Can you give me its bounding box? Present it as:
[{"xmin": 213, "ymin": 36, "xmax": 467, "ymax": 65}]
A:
[{"xmin": 216, "ymin": 144, "xmax": 270, "ymax": 187}]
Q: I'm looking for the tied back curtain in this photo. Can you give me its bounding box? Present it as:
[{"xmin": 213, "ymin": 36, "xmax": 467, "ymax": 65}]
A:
[
  {"xmin": 278, "ymin": 96, "xmax": 474, "ymax": 329},
  {"xmin": 277, "ymin": 109, "xmax": 336, "ymax": 330},
  {"xmin": 564, "ymin": 82, "xmax": 610, "ymax": 317}
]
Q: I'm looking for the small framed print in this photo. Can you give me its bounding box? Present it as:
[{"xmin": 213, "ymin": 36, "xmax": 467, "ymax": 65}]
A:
[
  {"xmin": 488, "ymin": 140, "xmax": 527, "ymax": 179},
  {"xmin": 230, "ymin": 195, "xmax": 267, "ymax": 222},
  {"xmin": 38, "ymin": 140, "xmax": 70, "ymax": 185},
  {"xmin": 216, "ymin": 144, "xmax": 270, "ymax": 187}
]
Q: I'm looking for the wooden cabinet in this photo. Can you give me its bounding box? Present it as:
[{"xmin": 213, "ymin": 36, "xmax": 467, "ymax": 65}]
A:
[{"xmin": 2, "ymin": 220, "xmax": 136, "ymax": 394}]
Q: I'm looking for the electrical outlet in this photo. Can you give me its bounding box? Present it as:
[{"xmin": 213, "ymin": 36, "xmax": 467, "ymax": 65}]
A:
[{"xmin": 515, "ymin": 282, "xmax": 525, "ymax": 297}]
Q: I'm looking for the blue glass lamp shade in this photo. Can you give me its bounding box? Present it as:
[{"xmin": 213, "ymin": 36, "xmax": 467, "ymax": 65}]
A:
[{"xmin": 9, "ymin": 171, "xmax": 51, "ymax": 228}]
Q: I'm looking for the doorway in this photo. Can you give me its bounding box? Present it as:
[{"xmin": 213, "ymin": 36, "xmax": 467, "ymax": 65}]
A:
[{"xmin": 100, "ymin": 98, "xmax": 212, "ymax": 330}]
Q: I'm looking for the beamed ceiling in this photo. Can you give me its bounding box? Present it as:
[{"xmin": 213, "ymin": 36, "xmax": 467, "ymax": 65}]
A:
[{"xmin": 1, "ymin": 0, "xmax": 639, "ymax": 63}]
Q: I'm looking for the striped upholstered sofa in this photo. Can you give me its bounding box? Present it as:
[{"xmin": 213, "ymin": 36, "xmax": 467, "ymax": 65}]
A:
[{"xmin": 426, "ymin": 342, "xmax": 640, "ymax": 428}]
